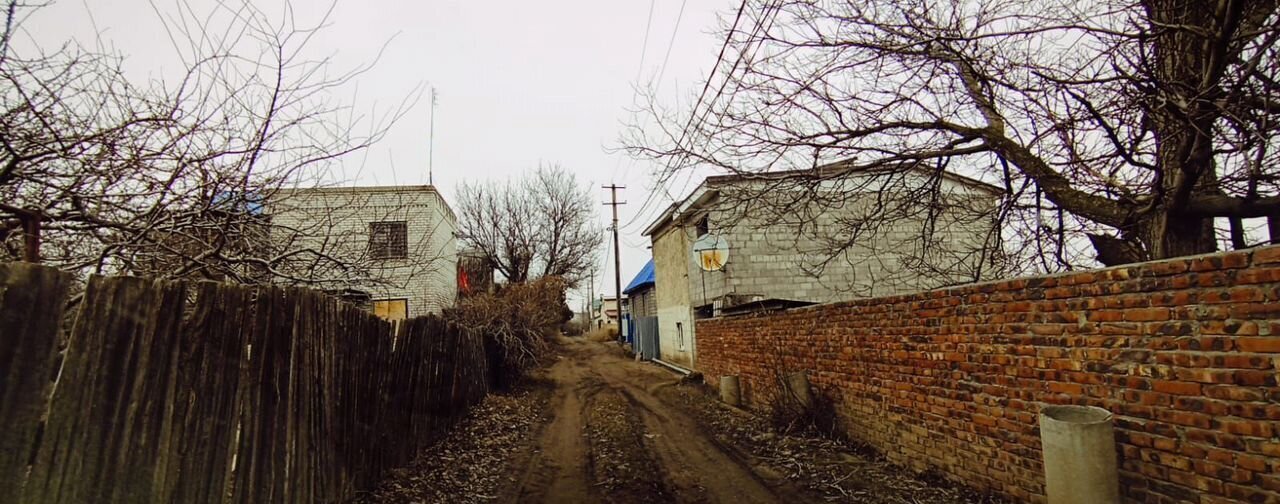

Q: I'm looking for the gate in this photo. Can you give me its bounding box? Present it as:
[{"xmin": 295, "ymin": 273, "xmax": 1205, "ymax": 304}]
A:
[{"xmin": 634, "ymin": 316, "xmax": 660, "ymax": 360}]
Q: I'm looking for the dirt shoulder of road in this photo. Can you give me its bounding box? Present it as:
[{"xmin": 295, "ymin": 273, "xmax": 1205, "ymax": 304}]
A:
[
  {"xmin": 656, "ymin": 381, "xmax": 1007, "ymax": 504},
  {"xmin": 350, "ymin": 377, "xmax": 554, "ymax": 504}
]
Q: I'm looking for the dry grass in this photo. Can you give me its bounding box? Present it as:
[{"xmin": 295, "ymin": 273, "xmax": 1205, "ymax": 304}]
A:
[{"xmin": 584, "ymin": 326, "xmax": 618, "ymax": 342}]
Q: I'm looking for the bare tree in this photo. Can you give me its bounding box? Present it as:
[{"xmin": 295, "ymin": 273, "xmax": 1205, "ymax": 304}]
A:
[
  {"xmin": 625, "ymin": 0, "xmax": 1280, "ymax": 270},
  {"xmin": 456, "ymin": 165, "xmax": 604, "ymax": 286},
  {"xmin": 0, "ymin": 0, "xmax": 426, "ymax": 286}
]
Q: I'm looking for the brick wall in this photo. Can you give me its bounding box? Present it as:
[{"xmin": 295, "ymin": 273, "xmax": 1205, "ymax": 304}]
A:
[{"xmin": 696, "ymin": 247, "xmax": 1280, "ymax": 503}]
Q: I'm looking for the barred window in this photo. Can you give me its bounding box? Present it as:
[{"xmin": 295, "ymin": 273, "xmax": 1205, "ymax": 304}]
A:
[{"xmin": 369, "ymin": 221, "xmax": 408, "ymax": 259}]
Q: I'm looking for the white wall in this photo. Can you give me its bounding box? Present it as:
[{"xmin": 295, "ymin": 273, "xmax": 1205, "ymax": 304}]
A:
[{"xmin": 268, "ymin": 186, "xmax": 457, "ymax": 317}]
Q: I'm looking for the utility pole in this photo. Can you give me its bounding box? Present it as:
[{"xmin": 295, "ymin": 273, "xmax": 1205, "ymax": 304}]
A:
[{"xmin": 603, "ymin": 184, "xmax": 625, "ymax": 339}]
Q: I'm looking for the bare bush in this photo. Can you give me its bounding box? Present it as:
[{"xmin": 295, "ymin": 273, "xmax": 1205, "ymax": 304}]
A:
[
  {"xmin": 585, "ymin": 326, "xmax": 619, "ymax": 343},
  {"xmin": 761, "ymin": 376, "xmax": 840, "ymax": 439},
  {"xmin": 449, "ymin": 277, "xmax": 572, "ymax": 388}
]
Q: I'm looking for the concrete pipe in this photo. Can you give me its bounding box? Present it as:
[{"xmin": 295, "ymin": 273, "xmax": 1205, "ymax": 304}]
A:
[
  {"xmin": 785, "ymin": 371, "xmax": 814, "ymax": 408},
  {"xmin": 720, "ymin": 376, "xmax": 741, "ymax": 406},
  {"xmin": 1039, "ymin": 405, "xmax": 1119, "ymax": 504}
]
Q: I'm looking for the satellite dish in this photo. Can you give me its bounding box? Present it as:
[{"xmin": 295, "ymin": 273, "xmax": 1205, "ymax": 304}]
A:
[{"xmin": 692, "ymin": 234, "xmax": 730, "ymax": 271}]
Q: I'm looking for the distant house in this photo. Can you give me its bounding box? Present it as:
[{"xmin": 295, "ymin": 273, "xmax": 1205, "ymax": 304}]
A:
[
  {"xmin": 642, "ymin": 163, "xmax": 1002, "ymax": 369},
  {"xmin": 268, "ymin": 185, "xmax": 458, "ymax": 320},
  {"xmin": 592, "ymin": 295, "xmax": 623, "ymax": 329}
]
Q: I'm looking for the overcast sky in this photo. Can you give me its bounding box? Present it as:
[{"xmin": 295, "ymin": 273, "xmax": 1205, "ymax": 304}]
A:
[{"xmin": 23, "ymin": 0, "xmax": 734, "ymax": 305}]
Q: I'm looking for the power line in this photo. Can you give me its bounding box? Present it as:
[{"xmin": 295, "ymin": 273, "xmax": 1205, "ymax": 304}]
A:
[
  {"xmin": 617, "ymin": 0, "xmax": 658, "ymax": 185},
  {"xmin": 617, "ymin": 2, "xmax": 750, "ymax": 233},
  {"xmin": 619, "ymin": 0, "xmax": 752, "ymax": 234},
  {"xmin": 621, "ymin": 2, "xmax": 780, "ymax": 238},
  {"xmin": 635, "ymin": 0, "xmax": 657, "ymax": 83},
  {"xmin": 654, "ymin": 0, "xmax": 688, "ymax": 88}
]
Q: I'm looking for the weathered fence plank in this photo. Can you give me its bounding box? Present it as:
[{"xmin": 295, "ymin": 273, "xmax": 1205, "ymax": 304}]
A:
[
  {"xmin": 0, "ymin": 263, "xmax": 72, "ymax": 504},
  {"xmin": 2, "ymin": 266, "xmax": 488, "ymax": 503},
  {"xmin": 23, "ymin": 275, "xmax": 188, "ymax": 503},
  {"xmin": 169, "ymin": 281, "xmax": 254, "ymax": 502}
]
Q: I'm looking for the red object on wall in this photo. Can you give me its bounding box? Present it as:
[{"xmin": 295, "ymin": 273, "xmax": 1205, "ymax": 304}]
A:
[{"xmin": 457, "ymin": 263, "xmax": 471, "ymax": 295}]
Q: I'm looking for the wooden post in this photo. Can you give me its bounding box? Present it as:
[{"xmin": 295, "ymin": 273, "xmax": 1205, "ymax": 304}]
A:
[
  {"xmin": 22, "ymin": 211, "xmax": 40, "ymax": 263},
  {"xmin": 1, "ymin": 204, "xmax": 41, "ymax": 262}
]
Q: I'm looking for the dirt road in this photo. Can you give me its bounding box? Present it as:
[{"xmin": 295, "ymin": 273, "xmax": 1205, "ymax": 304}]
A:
[
  {"xmin": 356, "ymin": 337, "xmax": 996, "ymax": 504},
  {"xmin": 503, "ymin": 337, "xmax": 797, "ymax": 504}
]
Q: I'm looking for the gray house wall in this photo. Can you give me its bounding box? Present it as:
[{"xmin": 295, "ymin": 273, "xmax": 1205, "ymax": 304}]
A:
[
  {"xmin": 268, "ymin": 185, "xmax": 458, "ymax": 317},
  {"xmin": 693, "ymin": 208, "xmax": 996, "ymax": 309},
  {"xmin": 666, "ymin": 172, "xmax": 1001, "ymax": 316}
]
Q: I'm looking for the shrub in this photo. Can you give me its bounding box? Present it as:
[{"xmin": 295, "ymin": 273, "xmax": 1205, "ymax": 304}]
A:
[
  {"xmin": 585, "ymin": 326, "xmax": 618, "ymax": 342},
  {"xmin": 448, "ymin": 277, "xmax": 571, "ymax": 388}
]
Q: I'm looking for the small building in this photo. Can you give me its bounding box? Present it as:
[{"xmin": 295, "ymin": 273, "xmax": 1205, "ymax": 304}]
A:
[
  {"xmin": 642, "ymin": 163, "xmax": 1002, "ymax": 369},
  {"xmin": 622, "ymin": 259, "xmax": 656, "ymax": 318},
  {"xmin": 268, "ymin": 185, "xmax": 458, "ymax": 320},
  {"xmin": 591, "ymin": 295, "xmax": 623, "ymax": 329},
  {"xmin": 622, "ymin": 259, "xmax": 659, "ymax": 359}
]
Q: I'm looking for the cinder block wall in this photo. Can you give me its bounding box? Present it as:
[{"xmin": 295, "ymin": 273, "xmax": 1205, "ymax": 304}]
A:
[
  {"xmin": 697, "ymin": 246, "xmax": 1280, "ymax": 503},
  {"xmin": 269, "ymin": 186, "xmax": 457, "ymax": 316}
]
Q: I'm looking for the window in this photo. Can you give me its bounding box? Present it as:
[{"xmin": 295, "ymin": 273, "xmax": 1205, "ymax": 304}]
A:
[
  {"xmin": 373, "ymin": 298, "xmax": 408, "ymax": 321},
  {"xmin": 369, "ymin": 221, "xmax": 408, "ymax": 259},
  {"xmin": 695, "ymin": 215, "xmax": 709, "ymax": 237},
  {"xmin": 676, "ymin": 322, "xmax": 685, "ymax": 350}
]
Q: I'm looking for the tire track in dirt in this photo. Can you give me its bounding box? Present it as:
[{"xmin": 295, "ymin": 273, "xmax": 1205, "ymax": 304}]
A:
[
  {"xmin": 504, "ymin": 338, "xmax": 789, "ymax": 504},
  {"xmin": 506, "ymin": 355, "xmax": 598, "ymax": 503},
  {"xmin": 584, "ymin": 386, "xmax": 675, "ymax": 503}
]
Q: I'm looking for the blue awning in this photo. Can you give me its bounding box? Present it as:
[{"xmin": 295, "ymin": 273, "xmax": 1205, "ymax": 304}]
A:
[{"xmin": 623, "ymin": 258, "xmax": 655, "ymax": 294}]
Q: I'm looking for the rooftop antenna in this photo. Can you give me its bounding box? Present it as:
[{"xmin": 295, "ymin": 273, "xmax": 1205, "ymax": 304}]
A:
[{"xmin": 429, "ymin": 86, "xmax": 437, "ymax": 186}]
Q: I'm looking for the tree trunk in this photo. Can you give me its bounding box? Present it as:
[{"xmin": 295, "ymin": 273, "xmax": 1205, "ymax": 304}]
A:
[
  {"xmin": 1147, "ymin": 209, "xmax": 1217, "ymax": 260},
  {"xmin": 1140, "ymin": 0, "xmax": 1225, "ymax": 260}
]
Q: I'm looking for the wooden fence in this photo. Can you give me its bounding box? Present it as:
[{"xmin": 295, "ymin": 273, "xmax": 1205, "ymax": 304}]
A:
[{"xmin": 0, "ymin": 262, "xmax": 488, "ymax": 503}]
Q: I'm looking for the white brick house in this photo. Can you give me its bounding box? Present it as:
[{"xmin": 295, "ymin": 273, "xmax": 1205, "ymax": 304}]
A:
[
  {"xmin": 268, "ymin": 185, "xmax": 458, "ymax": 319},
  {"xmin": 642, "ymin": 163, "xmax": 1003, "ymax": 369}
]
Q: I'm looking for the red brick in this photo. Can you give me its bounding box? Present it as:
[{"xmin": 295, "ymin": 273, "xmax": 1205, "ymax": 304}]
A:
[
  {"xmin": 1235, "ymin": 266, "xmax": 1280, "ymax": 284},
  {"xmin": 1237, "ymin": 454, "xmax": 1270, "ymax": 472},
  {"xmin": 1218, "ymin": 419, "xmax": 1275, "ymax": 438},
  {"xmin": 1204, "ymin": 447, "xmax": 1236, "ymax": 464},
  {"xmin": 1151, "ymin": 380, "xmax": 1201, "ymax": 396},
  {"xmin": 1047, "ymin": 382, "xmax": 1083, "ymax": 395},
  {"xmin": 1125, "ymin": 308, "xmax": 1171, "ymax": 322},
  {"xmin": 1237, "ymin": 337, "xmax": 1280, "ymax": 353},
  {"xmin": 1173, "ymin": 368, "xmax": 1236, "ymax": 384},
  {"xmin": 1253, "ymin": 246, "xmax": 1280, "ymax": 264}
]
